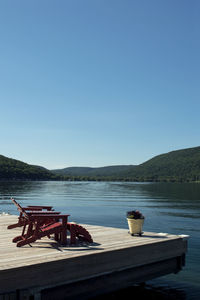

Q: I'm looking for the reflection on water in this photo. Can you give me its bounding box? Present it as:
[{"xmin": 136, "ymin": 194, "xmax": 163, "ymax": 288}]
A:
[
  {"xmin": 93, "ymin": 280, "xmax": 189, "ymax": 300},
  {"xmin": 0, "ymin": 181, "xmax": 200, "ymax": 299}
]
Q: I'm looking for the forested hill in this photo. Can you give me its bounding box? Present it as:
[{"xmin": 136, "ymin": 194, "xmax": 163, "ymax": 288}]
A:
[
  {"xmin": 53, "ymin": 165, "xmax": 133, "ymax": 177},
  {"xmin": 122, "ymin": 146, "xmax": 200, "ymax": 182},
  {"xmin": 0, "ymin": 155, "xmax": 59, "ymax": 180},
  {"xmin": 52, "ymin": 146, "xmax": 200, "ymax": 182},
  {"xmin": 1, "ymin": 146, "xmax": 200, "ymax": 182}
]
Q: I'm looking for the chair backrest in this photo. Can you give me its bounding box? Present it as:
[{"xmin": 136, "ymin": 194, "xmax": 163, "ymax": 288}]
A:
[{"xmin": 11, "ymin": 198, "xmax": 29, "ymax": 219}]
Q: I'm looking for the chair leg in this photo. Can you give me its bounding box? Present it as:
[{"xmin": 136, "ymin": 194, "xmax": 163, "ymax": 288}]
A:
[
  {"xmin": 7, "ymin": 214, "xmax": 26, "ymax": 229},
  {"xmin": 67, "ymin": 223, "xmax": 76, "ymax": 244},
  {"xmin": 17, "ymin": 236, "xmax": 37, "ymax": 247},
  {"xmin": 7, "ymin": 222, "xmax": 23, "ymax": 229},
  {"xmin": 54, "ymin": 233, "xmax": 60, "ymax": 241},
  {"xmin": 13, "ymin": 235, "xmax": 24, "ymax": 243},
  {"xmin": 12, "ymin": 222, "xmax": 34, "ymax": 243}
]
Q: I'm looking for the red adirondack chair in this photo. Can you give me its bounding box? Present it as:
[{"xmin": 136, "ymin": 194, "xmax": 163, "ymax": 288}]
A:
[
  {"xmin": 13, "ymin": 212, "xmax": 70, "ymax": 247},
  {"xmin": 7, "ymin": 198, "xmax": 56, "ymax": 229},
  {"xmin": 10, "ymin": 198, "xmax": 93, "ymax": 247}
]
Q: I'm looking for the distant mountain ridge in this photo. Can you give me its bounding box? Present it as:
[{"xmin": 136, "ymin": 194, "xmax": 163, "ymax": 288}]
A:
[
  {"xmin": 52, "ymin": 165, "xmax": 134, "ymax": 177},
  {"xmin": 0, "ymin": 146, "xmax": 200, "ymax": 182},
  {"xmin": 52, "ymin": 146, "xmax": 200, "ymax": 182}
]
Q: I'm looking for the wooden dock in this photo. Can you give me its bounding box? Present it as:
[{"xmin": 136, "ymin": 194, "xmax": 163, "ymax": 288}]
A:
[{"xmin": 0, "ymin": 215, "xmax": 188, "ymax": 300}]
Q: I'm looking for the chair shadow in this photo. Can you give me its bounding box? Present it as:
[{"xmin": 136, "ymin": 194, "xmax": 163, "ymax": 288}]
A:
[
  {"xmin": 30, "ymin": 240, "xmax": 104, "ymax": 251},
  {"xmin": 62, "ymin": 242, "xmax": 104, "ymax": 252}
]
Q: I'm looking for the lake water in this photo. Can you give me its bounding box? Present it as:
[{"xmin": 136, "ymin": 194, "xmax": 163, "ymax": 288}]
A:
[{"xmin": 0, "ymin": 181, "xmax": 200, "ymax": 299}]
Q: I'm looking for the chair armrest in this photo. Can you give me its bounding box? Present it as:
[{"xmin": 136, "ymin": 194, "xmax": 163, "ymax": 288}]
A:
[
  {"xmin": 26, "ymin": 211, "xmax": 60, "ymax": 215},
  {"xmin": 23, "ymin": 207, "xmax": 43, "ymax": 211},
  {"xmin": 28, "ymin": 205, "xmax": 53, "ymax": 210},
  {"xmin": 30, "ymin": 214, "xmax": 70, "ymax": 226},
  {"xmin": 30, "ymin": 214, "xmax": 70, "ymax": 218}
]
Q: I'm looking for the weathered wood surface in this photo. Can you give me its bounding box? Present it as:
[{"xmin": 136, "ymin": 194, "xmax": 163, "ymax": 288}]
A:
[{"xmin": 0, "ymin": 215, "xmax": 188, "ymax": 298}]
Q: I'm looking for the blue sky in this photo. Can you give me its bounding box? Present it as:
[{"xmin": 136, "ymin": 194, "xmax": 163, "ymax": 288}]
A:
[{"xmin": 0, "ymin": 0, "xmax": 199, "ymax": 169}]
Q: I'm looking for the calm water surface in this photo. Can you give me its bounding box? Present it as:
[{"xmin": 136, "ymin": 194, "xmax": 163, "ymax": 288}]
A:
[{"xmin": 0, "ymin": 181, "xmax": 200, "ymax": 299}]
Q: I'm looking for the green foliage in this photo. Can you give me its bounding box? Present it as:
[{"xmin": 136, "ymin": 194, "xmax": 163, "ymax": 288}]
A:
[
  {"xmin": 1, "ymin": 146, "xmax": 200, "ymax": 182},
  {"xmin": 52, "ymin": 165, "xmax": 133, "ymax": 177},
  {"xmin": 53, "ymin": 146, "xmax": 200, "ymax": 183},
  {"xmin": 122, "ymin": 146, "xmax": 200, "ymax": 182},
  {"xmin": 0, "ymin": 155, "xmax": 61, "ymax": 181}
]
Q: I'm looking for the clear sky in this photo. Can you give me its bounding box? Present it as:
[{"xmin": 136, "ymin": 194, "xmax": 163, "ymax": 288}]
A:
[{"xmin": 0, "ymin": 0, "xmax": 199, "ymax": 169}]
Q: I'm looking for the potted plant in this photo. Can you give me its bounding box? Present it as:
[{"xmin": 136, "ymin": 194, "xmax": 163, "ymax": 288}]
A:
[{"xmin": 126, "ymin": 210, "xmax": 145, "ymax": 236}]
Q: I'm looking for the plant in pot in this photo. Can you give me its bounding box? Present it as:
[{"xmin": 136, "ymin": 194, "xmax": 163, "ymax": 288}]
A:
[{"xmin": 126, "ymin": 210, "xmax": 145, "ymax": 236}]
